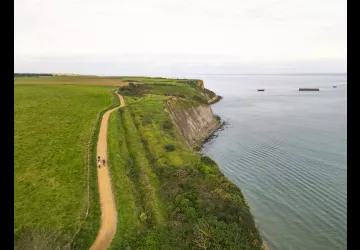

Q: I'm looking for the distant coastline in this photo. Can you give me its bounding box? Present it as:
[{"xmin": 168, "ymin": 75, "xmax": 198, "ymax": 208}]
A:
[{"xmin": 199, "ymin": 73, "xmax": 347, "ymax": 76}]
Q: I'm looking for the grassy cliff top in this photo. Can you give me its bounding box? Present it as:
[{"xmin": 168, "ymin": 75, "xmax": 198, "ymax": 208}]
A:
[
  {"xmin": 14, "ymin": 75, "xmax": 200, "ymax": 86},
  {"xmin": 110, "ymin": 79, "xmax": 263, "ymax": 249}
]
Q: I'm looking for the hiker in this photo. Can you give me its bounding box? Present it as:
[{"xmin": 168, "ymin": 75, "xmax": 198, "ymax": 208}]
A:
[
  {"xmin": 98, "ymin": 160, "xmax": 101, "ymax": 168},
  {"xmin": 102, "ymin": 157, "xmax": 106, "ymax": 166}
]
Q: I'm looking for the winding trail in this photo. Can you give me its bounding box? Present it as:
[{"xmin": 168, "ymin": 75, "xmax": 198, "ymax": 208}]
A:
[{"xmin": 90, "ymin": 91, "xmax": 125, "ymax": 250}]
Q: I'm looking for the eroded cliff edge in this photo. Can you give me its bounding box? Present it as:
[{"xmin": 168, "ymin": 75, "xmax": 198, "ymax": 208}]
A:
[
  {"xmin": 166, "ymin": 100, "xmax": 220, "ymax": 148},
  {"xmin": 165, "ymin": 81, "xmax": 267, "ymax": 250}
]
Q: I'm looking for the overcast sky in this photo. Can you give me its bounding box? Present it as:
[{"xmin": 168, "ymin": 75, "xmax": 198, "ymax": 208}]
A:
[{"xmin": 14, "ymin": 0, "xmax": 347, "ymax": 75}]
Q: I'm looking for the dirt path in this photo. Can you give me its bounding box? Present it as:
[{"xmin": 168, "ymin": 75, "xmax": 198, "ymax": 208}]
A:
[{"xmin": 90, "ymin": 91, "xmax": 125, "ymax": 250}]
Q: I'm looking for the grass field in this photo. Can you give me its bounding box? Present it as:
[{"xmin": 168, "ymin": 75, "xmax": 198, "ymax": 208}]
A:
[
  {"xmin": 14, "ymin": 76, "xmax": 129, "ymax": 86},
  {"xmin": 14, "ymin": 76, "xmax": 199, "ymax": 87},
  {"xmin": 14, "ymin": 84, "xmax": 116, "ymax": 249}
]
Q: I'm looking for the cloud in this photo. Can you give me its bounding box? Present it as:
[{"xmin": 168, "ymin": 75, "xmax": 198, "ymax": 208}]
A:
[
  {"xmin": 14, "ymin": 0, "xmax": 346, "ymax": 73},
  {"xmin": 14, "ymin": 54, "xmax": 346, "ymax": 76}
]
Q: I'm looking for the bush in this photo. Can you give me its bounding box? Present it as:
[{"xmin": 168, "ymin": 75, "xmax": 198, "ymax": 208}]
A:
[
  {"xmin": 162, "ymin": 120, "xmax": 173, "ymax": 130},
  {"xmin": 118, "ymin": 84, "xmax": 152, "ymax": 96},
  {"xmin": 118, "ymin": 107, "xmax": 124, "ymax": 114},
  {"xmin": 164, "ymin": 144, "xmax": 176, "ymax": 152},
  {"xmin": 193, "ymin": 144, "xmax": 201, "ymax": 151},
  {"xmin": 200, "ymin": 156, "xmax": 216, "ymax": 166},
  {"xmin": 140, "ymin": 212, "xmax": 147, "ymax": 223},
  {"xmin": 204, "ymin": 88, "xmax": 216, "ymax": 99}
]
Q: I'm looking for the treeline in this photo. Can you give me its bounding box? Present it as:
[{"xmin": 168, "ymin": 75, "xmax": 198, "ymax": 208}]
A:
[{"xmin": 14, "ymin": 73, "xmax": 53, "ymax": 77}]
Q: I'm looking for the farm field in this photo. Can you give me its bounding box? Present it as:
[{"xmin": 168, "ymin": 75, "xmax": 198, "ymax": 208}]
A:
[
  {"xmin": 14, "ymin": 84, "xmax": 117, "ymax": 249},
  {"xmin": 14, "ymin": 75, "xmax": 202, "ymax": 87},
  {"xmin": 14, "ymin": 76, "xmax": 129, "ymax": 86}
]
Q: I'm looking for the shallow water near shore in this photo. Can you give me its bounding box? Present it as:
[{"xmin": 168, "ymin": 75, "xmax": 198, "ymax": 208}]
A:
[{"xmin": 198, "ymin": 75, "xmax": 347, "ymax": 250}]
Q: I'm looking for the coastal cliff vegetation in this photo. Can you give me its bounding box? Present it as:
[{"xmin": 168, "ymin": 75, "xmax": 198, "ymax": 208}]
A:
[{"xmin": 108, "ymin": 78, "xmax": 263, "ymax": 249}]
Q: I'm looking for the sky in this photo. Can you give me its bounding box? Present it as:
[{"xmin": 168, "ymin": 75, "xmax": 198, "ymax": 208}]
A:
[{"xmin": 14, "ymin": 0, "xmax": 347, "ymax": 76}]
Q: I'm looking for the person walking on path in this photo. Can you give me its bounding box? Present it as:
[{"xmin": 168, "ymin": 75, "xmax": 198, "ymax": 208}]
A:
[
  {"xmin": 102, "ymin": 157, "xmax": 106, "ymax": 166},
  {"xmin": 97, "ymin": 156, "xmax": 101, "ymax": 168}
]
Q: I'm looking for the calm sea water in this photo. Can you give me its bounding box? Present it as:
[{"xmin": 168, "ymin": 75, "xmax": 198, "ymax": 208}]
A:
[{"xmin": 199, "ymin": 75, "xmax": 347, "ymax": 250}]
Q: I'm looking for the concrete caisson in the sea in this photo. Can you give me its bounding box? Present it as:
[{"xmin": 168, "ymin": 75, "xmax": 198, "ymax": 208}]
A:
[{"xmin": 299, "ymin": 88, "xmax": 320, "ymax": 91}]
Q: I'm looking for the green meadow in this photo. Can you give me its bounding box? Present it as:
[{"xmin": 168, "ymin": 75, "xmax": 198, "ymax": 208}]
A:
[
  {"xmin": 14, "ymin": 84, "xmax": 116, "ymax": 249},
  {"xmin": 13, "ymin": 75, "xmax": 199, "ymax": 86}
]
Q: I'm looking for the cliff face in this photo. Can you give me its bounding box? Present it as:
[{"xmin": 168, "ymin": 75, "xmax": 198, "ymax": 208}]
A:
[
  {"xmin": 166, "ymin": 101, "xmax": 219, "ymax": 148},
  {"xmin": 197, "ymin": 80, "xmax": 205, "ymax": 89}
]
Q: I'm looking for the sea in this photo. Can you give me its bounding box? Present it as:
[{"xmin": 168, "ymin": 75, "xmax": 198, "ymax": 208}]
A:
[{"xmin": 197, "ymin": 74, "xmax": 347, "ymax": 250}]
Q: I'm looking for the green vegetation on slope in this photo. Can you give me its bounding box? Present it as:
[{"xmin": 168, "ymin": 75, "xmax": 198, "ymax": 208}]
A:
[
  {"xmin": 107, "ymin": 83, "xmax": 263, "ymax": 249},
  {"xmin": 107, "ymin": 108, "xmax": 141, "ymax": 247},
  {"xmin": 118, "ymin": 83, "xmax": 209, "ymax": 108},
  {"xmin": 14, "ymin": 84, "xmax": 116, "ymax": 249}
]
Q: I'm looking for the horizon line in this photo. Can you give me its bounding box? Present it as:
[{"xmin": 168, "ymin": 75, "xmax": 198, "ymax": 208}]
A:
[
  {"xmin": 14, "ymin": 72, "xmax": 347, "ymax": 76},
  {"xmin": 198, "ymin": 73, "xmax": 347, "ymax": 76}
]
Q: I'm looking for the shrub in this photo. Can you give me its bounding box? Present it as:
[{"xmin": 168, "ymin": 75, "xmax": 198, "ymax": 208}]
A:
[
  {"xmin": 140, "ymin": 212, "xmax": 147, "ymax": 223},
  {"xmin": 194, "ymin": 144, "xmax": 201, "ymax": 151},
  {"xmin": 200, "ymin": 156, "xmax": 216, "ymax": 166},
  {"xmin": 214, "ymin": 115, "xmax": 221, "ymax": 122},
  {"xmin": 118, "ymin": 107, "xmax": 124, "ymax": 114},
  {"xmin": 164, "ymin": 144, "xmax": 176, "ymax": 152},
  {"xmin": 162, "ymin": 120, "xmax": 173, "ymax": 130},
  {"xmin": 204, "ymin": 88, "xmax": 216, "ymax": 99},
  {"xmin": 118, "ymin": 84, "xmax": 151, "ymax": 96}
]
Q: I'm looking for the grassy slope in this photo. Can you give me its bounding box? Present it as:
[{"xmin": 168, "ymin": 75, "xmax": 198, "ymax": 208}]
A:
[
  {"xmin": 107, "ymin": 83, "xmax": 263, "ymax": 249},
  {"xmin": 14, "ymin": 84, "xmax": 115, "ymax": 249}
]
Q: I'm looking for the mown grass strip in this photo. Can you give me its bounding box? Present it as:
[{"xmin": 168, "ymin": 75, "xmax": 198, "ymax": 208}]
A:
[{"xmin": 107, "ymin": 108, "xmax": 143, "ymax": 249}]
